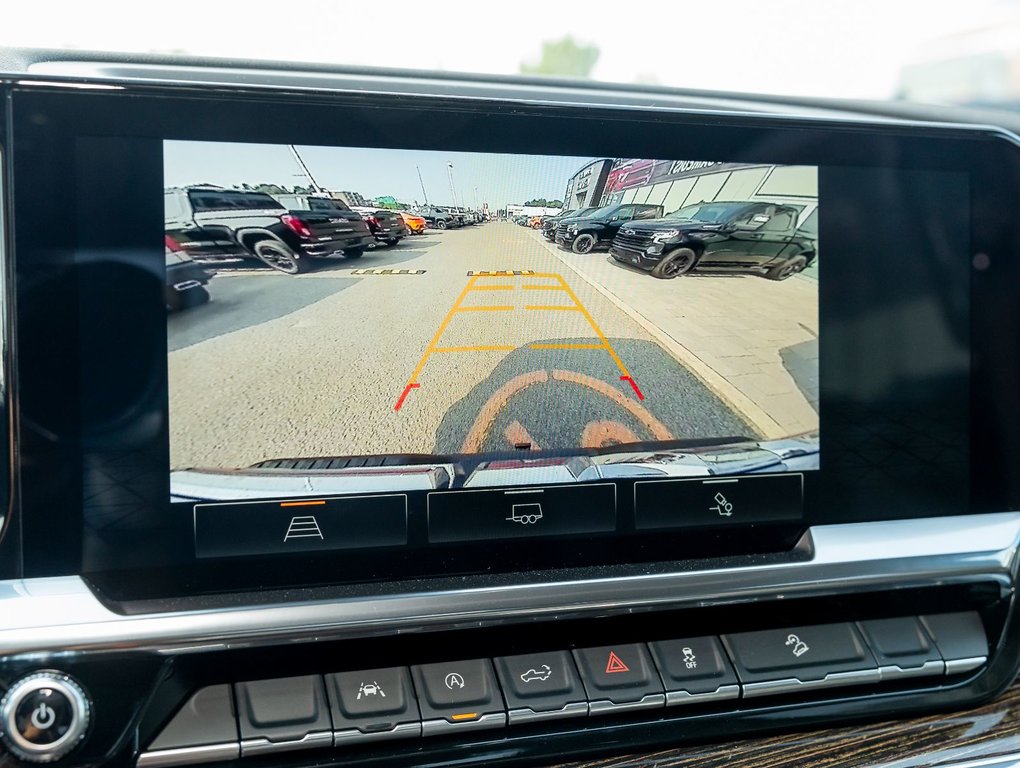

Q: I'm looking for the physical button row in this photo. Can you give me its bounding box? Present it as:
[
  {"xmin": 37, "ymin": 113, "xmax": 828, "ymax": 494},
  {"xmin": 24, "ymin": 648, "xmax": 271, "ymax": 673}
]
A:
[{"xmin": 136, "ymin": 613, "xmax": 988, "ymax": 767}]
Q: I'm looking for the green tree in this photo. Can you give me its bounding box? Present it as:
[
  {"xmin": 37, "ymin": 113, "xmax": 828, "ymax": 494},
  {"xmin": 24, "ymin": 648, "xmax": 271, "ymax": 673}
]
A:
[
  {"xmin": 254, "ymin": 183, "xmax": 287, "ymax": 195},
  {"xmin": 524, "ymin": 198, "xmax": 549, "ymax": 207},
  {"xmin": 520, "ymin": 36, "xmax": 599, "ymax": 79}
]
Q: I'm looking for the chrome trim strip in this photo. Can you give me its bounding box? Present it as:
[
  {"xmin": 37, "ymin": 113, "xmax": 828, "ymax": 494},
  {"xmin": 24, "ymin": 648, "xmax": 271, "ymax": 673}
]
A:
[
  {"xmin": 136, "ymin": 743, "xmax": 239, "ymax": 768},
  {"xmin": 239, "ymin": 731, "xmax": 332, "ymax": 757},
  {"xmin": 664, "ymin": 684, "xmax": 741, "ymax": 707},
  {"xmin": 0, "ymin": 513, "xmax": 1017, "ymax": 657},
  {"xmin": 588, "ymin": 693, "xmax": 666, "ymax": 716},
  {"xmin": 420, "ymin": 712, "xmax": 506, "ymax": 737},
  {"xmin": 741, "ymin": 668, "xmax": 882, "ymax": 698},
  {"xmin": 507, "ymin": 701, "xmax": 589, "ymax": 725},
  {"xmin": 333, "ymin": 722, "xmax": 421, "ymax": 746},
  {"xmin": 877, "ymin": 660, "xmax": 946, "ymax": 682},
  {"xmin": 945, "ymin": 656, "xmax": 989, "ymax": 675},
  {"xmin": 926, "ymin": 755, "xmax": 1020, "ymax": 768}
]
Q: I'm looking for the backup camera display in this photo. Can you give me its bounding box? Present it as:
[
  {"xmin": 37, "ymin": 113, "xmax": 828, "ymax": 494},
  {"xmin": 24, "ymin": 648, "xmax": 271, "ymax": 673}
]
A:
[{"xmin": 165, "ymin": 141, "xmax": 819, "ymax": 501}]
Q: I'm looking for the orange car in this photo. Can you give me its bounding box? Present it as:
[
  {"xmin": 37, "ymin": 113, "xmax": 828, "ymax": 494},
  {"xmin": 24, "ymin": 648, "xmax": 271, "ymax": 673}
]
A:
[
  {"xmin": 399, "ymin": 211, "xmax": 427, "ymax": 234},
  {"xmin": 528, "ymin": 215, "xmax": 544, "ymax": 228}
]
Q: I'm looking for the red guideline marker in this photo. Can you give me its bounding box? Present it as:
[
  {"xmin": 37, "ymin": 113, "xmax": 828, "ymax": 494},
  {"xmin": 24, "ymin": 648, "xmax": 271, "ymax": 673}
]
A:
[
  {"xmin": 620, "ymin": 376, "xmax": 644, "ymax": 401},
  {"xmin": 394, "ymin": 383, "xmax": 420, "ymax": 412}
]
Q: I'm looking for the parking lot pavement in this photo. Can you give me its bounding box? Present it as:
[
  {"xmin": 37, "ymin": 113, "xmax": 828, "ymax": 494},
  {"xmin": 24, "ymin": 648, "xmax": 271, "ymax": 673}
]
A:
[
  {"xmin": 533, "ymin": 230, "xmax": 818, "ymax": 439},
  {"xmin": 168, "ymin": 223, "xmax": 756, "ymax": 470}
]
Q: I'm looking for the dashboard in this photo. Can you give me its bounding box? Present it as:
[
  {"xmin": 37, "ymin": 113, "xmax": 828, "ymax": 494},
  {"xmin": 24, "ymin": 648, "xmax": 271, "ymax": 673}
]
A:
[{"xmin": 0, "ymin": 48, "xmax": 1019, "ymax": 768}]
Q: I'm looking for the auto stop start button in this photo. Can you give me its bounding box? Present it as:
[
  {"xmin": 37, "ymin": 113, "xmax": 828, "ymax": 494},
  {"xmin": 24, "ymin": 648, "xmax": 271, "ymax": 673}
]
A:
[{"xmin": 0, "ymin": 672, "xmax": 91, "ymax": 762}]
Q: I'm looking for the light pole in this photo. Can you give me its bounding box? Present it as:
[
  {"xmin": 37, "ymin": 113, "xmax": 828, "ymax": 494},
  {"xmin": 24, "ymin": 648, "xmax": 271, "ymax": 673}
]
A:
[
  {"xmin": 288, "ymin": 145, "xmax": 326, "ymax": 194},
  {"xmin": 416, "ymin": 165, "xmax": 429, "ymax": 205},
  {"xmin": 447, "ymin": 163, "xmax": 458, "ymax": 208}
]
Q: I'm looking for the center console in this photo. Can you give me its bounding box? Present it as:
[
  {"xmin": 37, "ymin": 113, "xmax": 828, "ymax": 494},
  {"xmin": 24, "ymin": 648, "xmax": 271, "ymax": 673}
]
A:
[{"xmin": 0, "ymin": 49, "xmax": 1019, "ymax": 768}]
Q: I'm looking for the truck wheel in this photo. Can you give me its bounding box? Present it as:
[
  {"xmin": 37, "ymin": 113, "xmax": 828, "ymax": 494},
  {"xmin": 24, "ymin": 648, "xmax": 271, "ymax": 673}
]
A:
[
  {"xmin": 571, "ymin": 233, "xmax": 596, "ymax": 254},
  {"xmin": 436, "ymin": 220, "xmax": 448, "ymax": 230},
  {"xmin": 766, "ymin": 254, "xmax": 809, "ymax": 281},
  {"xmin": 253, "ymin": 241, "xmax": 306, "ymax": 274},
  {"xmin": 386, "ymin": 238, "xmax": 401, "ymax": 246},
  {"xmin": 651, "ymin": 248, "xmax": 697, "ymax": 280},
  {"xmin": 344, "ymin": 247, "xmax": 365, "ymax": 259}
]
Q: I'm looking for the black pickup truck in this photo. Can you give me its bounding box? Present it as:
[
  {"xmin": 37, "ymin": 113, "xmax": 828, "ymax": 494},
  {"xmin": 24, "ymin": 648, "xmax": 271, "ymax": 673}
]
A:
[
  {"xmin": 164, "ymin": 187, "xmax": 375, "ymax": 274},
  {"xmin": 610, "ymin": 201, "xmax": 817, "ymax": 280},
  {"xmin": 542, "ymin": 206, "xmax": 598, "ymax": 241},
  {"xmin": 555, "ymin": 203, "xmax": 664, "ymax": 253}
]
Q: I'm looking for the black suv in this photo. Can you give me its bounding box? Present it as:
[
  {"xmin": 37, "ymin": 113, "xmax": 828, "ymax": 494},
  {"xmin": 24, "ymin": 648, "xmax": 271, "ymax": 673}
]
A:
[
  {"xmin": 610, "ymin": 201, "xmax": 817, "ymax": 280},
  {"xmin": 555, "ymin": 203, "xmax": 664, "ymax": 253},
  {"xmin": 164, "ymin": 187, "xmax": 374, "ymax": 274},
  {"xmin": 542, "ymin": 206, "xmax": 598, "ymax": 241}
]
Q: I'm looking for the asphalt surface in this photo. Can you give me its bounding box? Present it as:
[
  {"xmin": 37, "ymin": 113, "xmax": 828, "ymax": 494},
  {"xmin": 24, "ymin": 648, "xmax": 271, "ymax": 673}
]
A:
[{"xmin": 168, "ymin": 223, "xmax": 753, "ymax": 470}]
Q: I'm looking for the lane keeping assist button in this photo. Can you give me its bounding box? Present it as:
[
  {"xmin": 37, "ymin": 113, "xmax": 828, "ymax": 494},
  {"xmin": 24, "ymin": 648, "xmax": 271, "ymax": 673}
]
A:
[{"xmin": 427, "ymin": 484, "xmax": 616, "ymax": 543}]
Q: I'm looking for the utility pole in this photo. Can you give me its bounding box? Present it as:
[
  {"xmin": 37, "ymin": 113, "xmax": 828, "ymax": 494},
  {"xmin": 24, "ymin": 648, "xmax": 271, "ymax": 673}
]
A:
[
  {"xmin": 447, "ymin": 163, "xmax": 458, "ymax": 208},
  {"xmin": 416, "ymin": 165, "xmax": 430, "ymax": 205},
  {"xmin": 288, "ymin": 145, "xmax": 326, "ymax": 194}
]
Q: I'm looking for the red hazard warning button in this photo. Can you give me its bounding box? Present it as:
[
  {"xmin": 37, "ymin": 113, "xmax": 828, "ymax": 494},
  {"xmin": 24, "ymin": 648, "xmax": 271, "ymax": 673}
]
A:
[
  {"xmin": 573, "ymin": 644, "xmax": 665, "ymax": 714},
  {"xmin": 605, "ymin": 651, "xmax": 630, "ymax": 674}
]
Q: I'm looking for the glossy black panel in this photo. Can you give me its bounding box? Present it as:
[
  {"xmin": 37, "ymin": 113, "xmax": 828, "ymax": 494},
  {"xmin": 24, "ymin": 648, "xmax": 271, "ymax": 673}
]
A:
[{"xmin": 5, "ymin": 83, "xmax": 1020, "ymax": 594}]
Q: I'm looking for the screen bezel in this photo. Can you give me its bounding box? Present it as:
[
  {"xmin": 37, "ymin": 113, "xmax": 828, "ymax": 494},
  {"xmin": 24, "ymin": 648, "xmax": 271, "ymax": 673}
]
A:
[{"xmin": 5, "ymin": 80, "xmax": 1020, "ymax": 599}]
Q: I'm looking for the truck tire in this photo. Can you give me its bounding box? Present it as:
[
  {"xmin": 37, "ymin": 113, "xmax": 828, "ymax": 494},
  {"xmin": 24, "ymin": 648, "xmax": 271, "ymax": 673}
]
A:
[
  {"xmin": 571, "ymin": 233, "xmax": 596, "ymax": 254},
  {"xmin": 766, "ymin": 254, "xmax": 809, "ymax": 281},
  {"xmin": 386, "ymin": 238, "xmax": 401, "ymax": 246},
  {"xmin": 651, "ymin": 248, "xmax": 698, "ymax": 280},
  {"xmin": 436, "ymin": 219, "xmax": 448, "ymax": 230},
  {"xmin": 253, "ymin": 241, "xmax": 306, "ymax": 274},
  {"xmin": 344, "ymin": 247, "xmax": 365, "ymax": 259}
]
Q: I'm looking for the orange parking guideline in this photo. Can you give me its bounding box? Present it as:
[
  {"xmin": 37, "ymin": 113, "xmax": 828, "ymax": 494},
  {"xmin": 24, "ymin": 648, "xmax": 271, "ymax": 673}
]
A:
[
  {"xmin": 395, "ymin": 271, "xmax": 641, "ymax": 413},
  {"xmin": 453, "ymin": 305, "xmax": 514, "ymax": 312},
  {"xmin": 553, "ymin": 274, "xmax": 632, "ymax": 379},
  {"xmin": 280, "ymin": 500, "xmax": 326, "ymax": 508}
]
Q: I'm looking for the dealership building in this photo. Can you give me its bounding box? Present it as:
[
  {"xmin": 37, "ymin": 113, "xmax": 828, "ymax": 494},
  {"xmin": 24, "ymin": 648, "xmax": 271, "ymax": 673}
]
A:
[
  {"xmin": 597, "ymin": 160, "xmax": 818, "ymax": 233},
  {"xmin": 560, "ymin": 159, "xmax": 818, "ymax": 237},
  {"xmin": 562, "ymin": 158, "xmax": 613, "ymax": 209}
]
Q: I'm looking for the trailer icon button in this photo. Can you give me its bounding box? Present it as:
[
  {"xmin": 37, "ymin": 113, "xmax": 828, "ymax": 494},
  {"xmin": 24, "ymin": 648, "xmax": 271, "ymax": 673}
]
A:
[{"xmin": 507, "ymin": 503, "xmax": 543, "ymax": 525}]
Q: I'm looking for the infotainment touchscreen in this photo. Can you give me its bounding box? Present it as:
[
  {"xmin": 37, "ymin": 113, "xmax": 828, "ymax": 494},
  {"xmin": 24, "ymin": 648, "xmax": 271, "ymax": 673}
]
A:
[{"xmin": 164, "ymin": 141, "xmax": 819, "ymax": 503}]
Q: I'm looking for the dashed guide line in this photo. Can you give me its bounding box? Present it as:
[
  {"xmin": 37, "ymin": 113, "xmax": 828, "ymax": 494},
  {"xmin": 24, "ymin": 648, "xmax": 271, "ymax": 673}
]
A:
[{"xmin": 393, "ymin": 272, "xmax": 642, "ymax": 412}]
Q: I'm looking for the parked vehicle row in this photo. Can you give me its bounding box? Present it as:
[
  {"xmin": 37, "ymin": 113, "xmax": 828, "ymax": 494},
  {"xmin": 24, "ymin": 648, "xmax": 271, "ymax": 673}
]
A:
[
  {"xmin": 551, "ymin": 200, "xmax": 817, "ymax": 281},
  {"xmin": 165, "ymin": 187, "xmax": 376, "ymax": 275}
]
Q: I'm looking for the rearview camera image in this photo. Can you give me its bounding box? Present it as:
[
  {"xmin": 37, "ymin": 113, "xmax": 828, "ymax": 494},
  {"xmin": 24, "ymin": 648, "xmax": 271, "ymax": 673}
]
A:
[{"xmin": 165, "ymin": 142, "xmax": 819, "ymax": 501}]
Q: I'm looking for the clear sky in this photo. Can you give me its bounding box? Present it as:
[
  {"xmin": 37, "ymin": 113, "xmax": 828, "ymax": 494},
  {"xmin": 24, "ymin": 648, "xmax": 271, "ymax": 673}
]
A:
[
  {"xmin": 3, "ymin": 0, "xmax": 1011, "ymax": 102},
  {"xmin": 164, "ymin": 141, "xmax": 596, "ymax": 209}
]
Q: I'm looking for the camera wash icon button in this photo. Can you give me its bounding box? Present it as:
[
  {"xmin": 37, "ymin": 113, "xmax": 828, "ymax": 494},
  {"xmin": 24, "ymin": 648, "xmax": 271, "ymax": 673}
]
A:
[
  {"xmin": 193, "ymin": 494, "xmax": 408, "ymax": 558},
  {"xmin": 633, "ymin": 473, "xmax": 803, "ymax": 531},
  {"xmin": 721, "ymin": 623, "xmax": 881, "ymax": 698}
]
